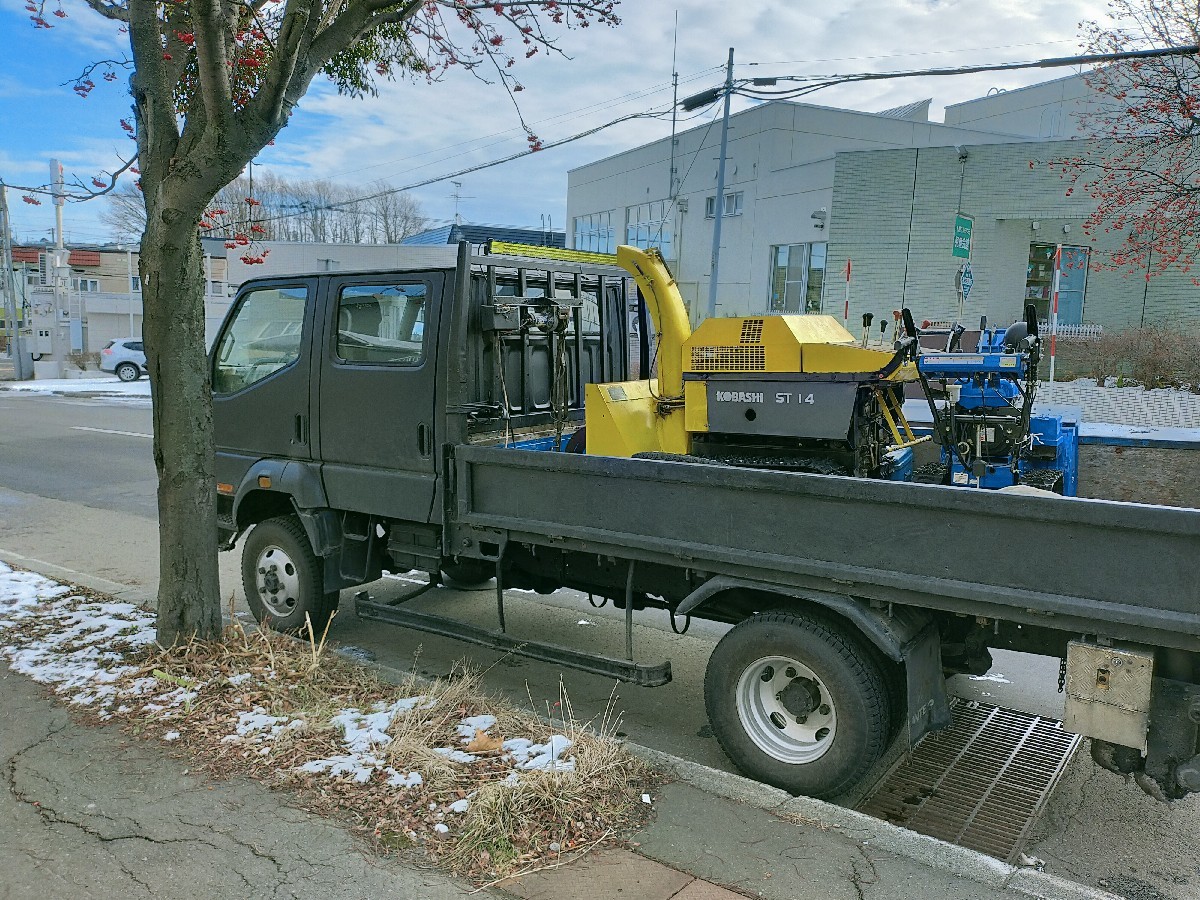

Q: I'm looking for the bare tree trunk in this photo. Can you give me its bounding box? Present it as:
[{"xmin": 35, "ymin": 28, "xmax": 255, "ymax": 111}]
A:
[{"xmin": 141, "ymin": 215, "xmax": 222, "ymax": 645}]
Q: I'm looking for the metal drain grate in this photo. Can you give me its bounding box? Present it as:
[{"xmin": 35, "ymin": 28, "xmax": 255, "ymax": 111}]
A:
[{"xmin": 858, "ymin": 701, "xmax": 1082, "ymax": 863}]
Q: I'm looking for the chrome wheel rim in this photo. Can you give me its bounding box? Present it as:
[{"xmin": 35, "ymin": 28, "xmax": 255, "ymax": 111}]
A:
[
  {"xmin": 255, "ymin": 544, "xmax": 301, "ymax": 616},
  {"xmin": 735, "ymin": 655, "xmax": 837, "ymax": 764}
]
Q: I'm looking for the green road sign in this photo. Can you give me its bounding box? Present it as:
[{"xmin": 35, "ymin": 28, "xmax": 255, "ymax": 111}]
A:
[{"xmin": 952, "ymin": 214, "xmax": 973, "ymax": 259}]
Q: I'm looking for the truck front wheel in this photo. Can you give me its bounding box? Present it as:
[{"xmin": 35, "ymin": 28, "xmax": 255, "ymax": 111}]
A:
[
  {"xmin": 704, "ymin": 611, "xmax": 892, "ymax": 799},
  {"xmin": 242, "ymin": 515, "xmax": 339, "ymax": 634}
]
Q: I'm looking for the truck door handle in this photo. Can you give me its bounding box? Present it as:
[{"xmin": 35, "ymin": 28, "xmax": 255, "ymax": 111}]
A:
[
  {"xmin": 417, "ymin": 422, "xmax": 430, "ymax": 457},
  {"xmin": 293, "ymin": 414, "xmax": 307, "ymax": 445}
]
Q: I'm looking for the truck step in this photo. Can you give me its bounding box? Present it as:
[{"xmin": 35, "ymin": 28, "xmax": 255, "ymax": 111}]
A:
[{"xmin": 354, "ymin": 596, "xmax": 672, "ymax": 687}]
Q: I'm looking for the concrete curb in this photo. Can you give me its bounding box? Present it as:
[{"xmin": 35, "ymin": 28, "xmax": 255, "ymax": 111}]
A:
[
  {"xmin": 0, "ymin": 548, "xmax": 157, "ymax": 608},
  {"xmin": 626, "ymin": 742, "xmax": 1119, "ymax": 900},
  {"xmin": 0, "ymin": 556, "xmax": 1120, "ymax": 900}
]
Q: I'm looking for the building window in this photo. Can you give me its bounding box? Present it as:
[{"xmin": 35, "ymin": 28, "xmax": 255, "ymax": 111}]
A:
[
  {"xmin": 572, "ymin": 211, "xmax": 616, "ymax": 254},
  {"xmin": 705, "ymin": 192, "xmax": 744, "ymax": 218},
  {"xmin": 130, "ymin": 275, "xmax": 142, "ymax": 293},
  {"xmin": 624, "ymin": 200, "xmax": 674, "ymax": 259},
  {"xmin": 769, "ymin": 243, "xmax": 827, "ymax": 314},
  {"xmin": 72, "ymin": 277, "xmax": 100, "ymax": 293},
  {"xmin": 1026, "ymin": 243, "xmax": 1088, "ymax": 326}
]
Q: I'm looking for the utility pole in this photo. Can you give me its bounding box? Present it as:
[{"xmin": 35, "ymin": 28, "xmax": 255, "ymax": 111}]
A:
[
  {"xmin": 0, "ymin": 183, "xmax": 30, "ymax": 379},
  {"xmin": 49, "ymin": 158, "xmax": 78, "ymax": 365},
  {"xmin": 707, "ymin": 47, "xmax": 734, "ymax": 320},
  {"xmin": 668, "ymin": 11, "xmax": 680, "ymax": 201}
]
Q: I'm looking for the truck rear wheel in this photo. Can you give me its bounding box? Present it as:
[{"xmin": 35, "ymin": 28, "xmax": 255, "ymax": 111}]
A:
[
  {"xmin": 242, "ymin": 515, "xmax": 339, "ymax": 634},
  {"xmin": 704, "ymin": 611, "xmax": 892, "ymax": 799}
]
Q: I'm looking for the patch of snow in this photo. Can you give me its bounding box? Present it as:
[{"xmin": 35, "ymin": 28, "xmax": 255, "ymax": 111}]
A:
[
  {"xmin": 297, "ymin": 695, "xmax": 434, "ymax": 785},
  {"xmin": 227, "ymin": 673, "xmax": 252, "ymax": 686},
  {"xmin": 163, "ymin": 731, "xmax": 180, "ymax": 741},
  {"xmin": 455, "ymin": 714, "xmax": 497, "ymax": 742},
  {"xmin": 447, "ymin": 798, "xmax": 470, "ymax": 814},
  {"xmin": 385, "ymin": 770, "xmax": 423, "ymax": 788},
  {"xmin": 576, "ymin": 620, "xmax": 595, "ymax": 626},
  {"xmin": 223, "ymin": 709, "xmax": 304, "ymax": 743},
  {"xmin": 433, "ymin": 747, "xmax": 477, "ymax": 764},
  {"xmin": 503, "ymin": 735, "xmax": 575, "ymax": 771},
  {"xmin": 1, "ymin": 377, "xmax": 151, "ymax": 398},
  {"xmin": 297, "ymin": 754, "xmax": 379, "ymax": 783},
  {"xmin": 968, "ymin": 673, "xmax": 1011, "ymax": 684},
  {"xmin": 433, "ymin": 823, "xmax": 449, "ymax": 834}
]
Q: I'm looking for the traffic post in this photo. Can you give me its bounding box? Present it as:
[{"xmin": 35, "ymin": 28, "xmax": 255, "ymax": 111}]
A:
[{"xmin": 842, "ymin": 257, "xmax": 851, "ymax": 329}]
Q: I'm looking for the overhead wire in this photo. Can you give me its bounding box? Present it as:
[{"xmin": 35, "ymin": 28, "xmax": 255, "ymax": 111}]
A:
[{"xmin": 326, "ymin": 64, "xmax": 724, "ymax": 181}]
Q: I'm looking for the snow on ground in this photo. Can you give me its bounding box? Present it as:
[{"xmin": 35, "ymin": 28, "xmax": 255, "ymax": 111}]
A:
[
  {"xmin": 1, "ymin": 377, "xmax": 151, "ymax": 398},
  {"xmin": 0, "ymin": 561, "xmax": 580, "ymax": 836}
]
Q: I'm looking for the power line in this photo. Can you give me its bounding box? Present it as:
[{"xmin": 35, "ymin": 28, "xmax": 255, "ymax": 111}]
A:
[
  {"xmin": 325, "ymin": 65, "xmax": 724, "ymax": 181},
  {"xmin": 745, "ymin": 40, "xmax": 1079, "ymax": 68}
]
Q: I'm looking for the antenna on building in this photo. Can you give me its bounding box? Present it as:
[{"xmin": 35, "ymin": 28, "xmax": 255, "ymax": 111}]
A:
[{"xmin": 450, "ymin": 181, "xmax": 474, "ymax": 226}]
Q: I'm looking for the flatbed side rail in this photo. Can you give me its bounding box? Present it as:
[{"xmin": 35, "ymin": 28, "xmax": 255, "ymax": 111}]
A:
[{"xmin": 451, "ymin": 446, "xmax": 1200, "ymax": 652}]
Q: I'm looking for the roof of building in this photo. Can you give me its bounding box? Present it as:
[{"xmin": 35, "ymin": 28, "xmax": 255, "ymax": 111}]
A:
[
  {"xmin": 401, "ymin": 223, "xmax": 565, "ymax": 248},
  {"xmin": 12, "ymin": 247, "xmax": 102, "ymax": 266},
  {"xmin": 875, "ymin": 98, "xmax": 932, "ymax": 122}
]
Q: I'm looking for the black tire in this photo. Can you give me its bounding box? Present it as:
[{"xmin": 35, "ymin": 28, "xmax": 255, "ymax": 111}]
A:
[
  {"xmin": 704, "ymin": 610, "xmax": 892, "ymax": 799},
  {"xmin": 242, "ymin": 515, "xmax": 339, "ymax": 634},
  {"xmin": 115, "ymin": 361, "xmax": 141, "ymax": 382},
  {"xmin": 440, "ymin": 558, "xmax": 495, "ymax": 589}
]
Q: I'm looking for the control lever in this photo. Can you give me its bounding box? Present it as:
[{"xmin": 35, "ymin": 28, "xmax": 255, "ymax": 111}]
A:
[
  {"xmin": 947, "ymin": 322, "xmax": 966, "ymax": 353},
  {"xmin": 901, "ymin": 307, "xmax": 917, "ymax": 339},
  {"xmin": 861, "ymin": 312, "xmax": 874, "ymax": 348},
  {"xmin": 1024, "ymin": 303, "xmax": 1039, "ymax": 339}
]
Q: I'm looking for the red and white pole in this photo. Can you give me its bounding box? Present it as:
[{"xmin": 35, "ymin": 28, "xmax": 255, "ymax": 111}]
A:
[
  {"xmin": 843, "ymin": 257, "xmax": 852, "ymax": 329},
  {"xmin": 1049, "ymin": 244, "xmax": 1062, "ymax": 385}
]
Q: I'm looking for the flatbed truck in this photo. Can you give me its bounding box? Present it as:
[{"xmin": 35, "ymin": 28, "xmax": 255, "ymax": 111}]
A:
[{"xmin": 212, "ymin": 243, "xmax": 1200, "ymax": 801}]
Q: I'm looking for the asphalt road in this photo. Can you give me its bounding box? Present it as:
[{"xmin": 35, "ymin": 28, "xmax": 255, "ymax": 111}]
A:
[{"xmin": 3, "ymin": 388, "xmax": 1198, "ymax": 899}]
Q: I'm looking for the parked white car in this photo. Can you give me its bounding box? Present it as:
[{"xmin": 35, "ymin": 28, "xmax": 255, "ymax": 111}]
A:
[{"xmin": 100, "ymin": 338, "xmax": 148, "ymax": 382}]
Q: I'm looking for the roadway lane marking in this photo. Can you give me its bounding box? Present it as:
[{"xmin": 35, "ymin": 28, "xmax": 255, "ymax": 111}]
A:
[{"xmin": 71, "ymin": 426, "xmax": 153, "ymax": 439}]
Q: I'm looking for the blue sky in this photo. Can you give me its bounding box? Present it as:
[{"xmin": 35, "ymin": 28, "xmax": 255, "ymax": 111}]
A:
[{"xmin": 0, "ymin": 0, "xmax": 1110, "ymax": 245}]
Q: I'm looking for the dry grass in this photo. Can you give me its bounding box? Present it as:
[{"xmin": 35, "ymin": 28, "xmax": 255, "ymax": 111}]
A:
[
  {"xmin": 0, "ymin": 580, "xmax": 658, "ymax": 882},
  {"xmin": 1059, "ymin": 327, "xmax": 1200, "ymax": 391}
]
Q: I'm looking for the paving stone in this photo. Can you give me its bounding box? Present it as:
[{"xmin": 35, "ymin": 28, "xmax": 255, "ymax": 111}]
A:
[
  {"xmin": 499, "ymin": 849, "xmax": 693, "ymax": 900},
  {"xmin": 1040, "ymin": 381, "xmax": 1200, "ymax": 428},
  {"xmin": 673, "ymin": 880, "xmax": 749, "ymax": 899}
]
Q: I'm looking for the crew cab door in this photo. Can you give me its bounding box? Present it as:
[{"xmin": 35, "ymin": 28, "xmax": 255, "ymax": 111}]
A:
[
  {"xmin": 212, "ymin": 279, "xmax": 317, "ymax": 474},
  {"xmin": 316, "ymin": 272, "xmax": 443, "ymax": 522}
]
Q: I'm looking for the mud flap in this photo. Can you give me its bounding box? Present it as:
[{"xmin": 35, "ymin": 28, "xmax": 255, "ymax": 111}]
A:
[{"xmin": 905, "ymin": 624, "xmax": 953, "ymax": 747}]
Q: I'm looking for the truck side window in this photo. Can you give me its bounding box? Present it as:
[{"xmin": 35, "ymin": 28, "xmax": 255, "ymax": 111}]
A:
[
  {"xmin": 213, "ymin": 286, "xmax": 308, "ymax": 394},
  {"xmin": 336, "ymin": 283, "xmax": 427, "ymax": 366}
]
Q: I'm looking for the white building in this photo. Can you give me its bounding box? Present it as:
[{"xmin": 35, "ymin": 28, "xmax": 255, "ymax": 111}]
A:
[{"xmin": 567, "ymin": 97, "xmax": 1022, "ymax": 321}]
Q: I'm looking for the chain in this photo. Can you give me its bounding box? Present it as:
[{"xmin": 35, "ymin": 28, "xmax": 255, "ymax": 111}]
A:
[
  {"xmin": 551, "ymin": 309, "xmax": 570, "ymax": 449},
  {"xmin": 1058, "ymin": 655, "xmax": 1068, "ymax": 694}
]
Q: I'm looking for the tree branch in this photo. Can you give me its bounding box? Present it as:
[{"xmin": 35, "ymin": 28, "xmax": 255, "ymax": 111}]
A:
[
  {"xmin": 191, "ymin": 0, "xmax": 237, "ymax": 129},
  {"xmin": 80, "ymin": 0, "xmax": 130, "ymax": 22}
]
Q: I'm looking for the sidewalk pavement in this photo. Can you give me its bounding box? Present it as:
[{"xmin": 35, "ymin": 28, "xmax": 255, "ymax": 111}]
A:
[{"xmin": 1039, "ymin": 380, "xmax": 1200, "ymax": 429}]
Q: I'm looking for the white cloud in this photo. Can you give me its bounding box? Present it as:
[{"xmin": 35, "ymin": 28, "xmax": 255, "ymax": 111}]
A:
[{"xmin": 2, "ymin": 0, "xmax": 1113, "ymax": 238}]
